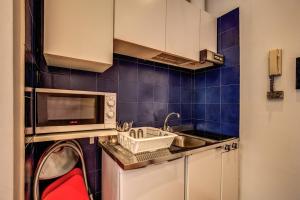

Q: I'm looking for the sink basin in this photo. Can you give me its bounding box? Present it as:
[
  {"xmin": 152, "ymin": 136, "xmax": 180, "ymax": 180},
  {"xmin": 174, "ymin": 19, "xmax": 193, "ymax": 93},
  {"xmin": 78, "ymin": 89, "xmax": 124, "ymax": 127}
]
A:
[{"xmin": 172, "ymin": 135, "xmax": 213, "ymax": 148}]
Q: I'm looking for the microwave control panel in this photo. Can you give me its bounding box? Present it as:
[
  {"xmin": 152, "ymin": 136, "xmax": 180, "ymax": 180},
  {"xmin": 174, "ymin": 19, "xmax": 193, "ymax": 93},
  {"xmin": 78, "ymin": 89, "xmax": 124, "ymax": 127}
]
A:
[{"xmin": 104, "ymin": 94, "xmax": 117, "ymax": 125}]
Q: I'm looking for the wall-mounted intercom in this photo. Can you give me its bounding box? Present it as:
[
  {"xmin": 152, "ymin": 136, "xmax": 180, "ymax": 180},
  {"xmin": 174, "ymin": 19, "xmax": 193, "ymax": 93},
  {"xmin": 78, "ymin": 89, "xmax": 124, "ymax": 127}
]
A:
[
  {"xmin": 267, "ymin": 49, "xmax": 284, "ymax": 100},
  {"xmin": 296, "ymin": 57, "xmax": 300, "ymax": 89}
]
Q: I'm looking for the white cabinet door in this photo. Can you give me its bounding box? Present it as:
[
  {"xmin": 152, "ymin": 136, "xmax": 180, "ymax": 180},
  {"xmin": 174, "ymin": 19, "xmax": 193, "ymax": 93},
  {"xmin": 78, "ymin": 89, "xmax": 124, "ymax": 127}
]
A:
[
  {"xmin": 102, "ymin": 151, "xmax": 120, "ymax": 200},
  {"xmin": 200, "ymin": 10, "xmax": 217, "ymax": 52},
  {"xmin": 114, "ymin": 0, "xmax": 166, "ymax": 51},
  {"xmin": 188, "ymin": 148, "xmax": 222, "ymax": 200},
  {"xmin": 44, "ymin": 0, "xmax": 113, "ymax": 72},
  {"xmin": 221, "ymin": 149, "xmax": 239, "ymax": 200},
  {"xmin": 120, "ymin": 158, "xmax": 184, "ymax": 200},
  {"xmin": 166, "ymin": 0, "xmax": 200, "ymax": 61}
]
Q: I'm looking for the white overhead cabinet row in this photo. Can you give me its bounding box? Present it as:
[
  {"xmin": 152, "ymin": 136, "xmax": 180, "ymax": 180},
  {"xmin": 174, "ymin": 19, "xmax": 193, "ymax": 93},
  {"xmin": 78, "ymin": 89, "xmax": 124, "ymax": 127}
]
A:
[
  {"xmin": 44, "ymin": 0, "xmax": 217, "ymax": 72},
  {"xmin": 114, "ymin": 0, "xmax": 217, "ymax": 69}
]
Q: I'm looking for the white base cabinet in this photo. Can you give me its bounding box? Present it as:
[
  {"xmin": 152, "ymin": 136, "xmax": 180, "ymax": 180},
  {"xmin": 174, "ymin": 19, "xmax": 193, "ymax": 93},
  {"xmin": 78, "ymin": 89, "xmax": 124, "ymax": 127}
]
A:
[
  {"xmin": 221, "ymin": 149, "xmax": 239, "ymax": 200},
  {"xmin": 102, "ymin": 151, "xmax": 184, "ymax": 200},
  {"xmin": 187, "ymin": 148, "xmax": 222, "ymax": 200},
  {"xmin": 187, "ymin": 143, "xmax": 239, "ymax": 200}
]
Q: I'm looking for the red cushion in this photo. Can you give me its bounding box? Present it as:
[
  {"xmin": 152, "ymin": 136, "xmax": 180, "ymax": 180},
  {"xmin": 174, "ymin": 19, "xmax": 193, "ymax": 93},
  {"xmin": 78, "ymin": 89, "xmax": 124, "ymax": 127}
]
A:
[{"xmin": 41, "ymin": 168, "xmax": 89, "ymax": 200}]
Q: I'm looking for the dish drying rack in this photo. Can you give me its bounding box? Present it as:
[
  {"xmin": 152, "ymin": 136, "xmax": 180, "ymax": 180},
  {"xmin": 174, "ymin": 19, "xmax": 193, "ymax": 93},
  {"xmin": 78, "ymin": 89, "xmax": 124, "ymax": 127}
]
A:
[{"xmin": 118, "ymin": 127, "xmax": 177, "ymax": 154}]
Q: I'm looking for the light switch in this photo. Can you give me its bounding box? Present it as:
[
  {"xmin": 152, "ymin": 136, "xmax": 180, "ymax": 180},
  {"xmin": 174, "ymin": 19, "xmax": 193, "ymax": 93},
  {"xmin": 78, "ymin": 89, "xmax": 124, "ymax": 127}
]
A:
[{"xmin": 269, "ymin": 49, "xmax": 282, "ymax": 76}]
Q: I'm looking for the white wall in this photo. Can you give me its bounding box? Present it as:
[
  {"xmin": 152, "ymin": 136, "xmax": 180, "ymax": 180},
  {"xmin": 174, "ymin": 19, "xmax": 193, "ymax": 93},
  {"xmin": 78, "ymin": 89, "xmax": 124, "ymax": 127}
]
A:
[
  {"xmin": 206, "ymin": 0, "xmax": 240, "ymax": 17},
  {"xmin": 0, "ymin": 0, "xmax": 14, "ymax": 199},
  {"xmin": 207, "ymin": 0, "xmax": 300, "ymax": 199}
]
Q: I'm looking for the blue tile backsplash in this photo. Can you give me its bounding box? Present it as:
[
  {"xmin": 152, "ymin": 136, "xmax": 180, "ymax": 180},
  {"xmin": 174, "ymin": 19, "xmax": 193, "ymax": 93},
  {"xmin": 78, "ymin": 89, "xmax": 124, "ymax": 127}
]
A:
[
  {"xmin": 193, "ymin": 8, "xmax": 240, "ymax": 137},
  {"xmin": 25, "ymin": 2, "xmax": 240, "ymax": 198}
]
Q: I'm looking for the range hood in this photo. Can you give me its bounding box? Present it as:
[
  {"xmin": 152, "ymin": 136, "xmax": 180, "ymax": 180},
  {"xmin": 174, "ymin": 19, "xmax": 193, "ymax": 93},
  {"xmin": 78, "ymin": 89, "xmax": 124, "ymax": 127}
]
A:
[
  {"xmin": 199, "ymin": 49, "xmax": 224, "ymax": 68},
  {"xmin": 114, "ymin": 39, "xmax": 224, "ymax": 70}
]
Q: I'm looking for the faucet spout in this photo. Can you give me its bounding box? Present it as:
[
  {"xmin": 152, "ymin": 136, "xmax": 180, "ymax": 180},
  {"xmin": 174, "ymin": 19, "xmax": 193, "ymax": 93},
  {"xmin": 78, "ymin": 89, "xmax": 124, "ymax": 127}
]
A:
[{"xmin": 163, "ymin": 112, "xmax": 181, "ymax": 131}]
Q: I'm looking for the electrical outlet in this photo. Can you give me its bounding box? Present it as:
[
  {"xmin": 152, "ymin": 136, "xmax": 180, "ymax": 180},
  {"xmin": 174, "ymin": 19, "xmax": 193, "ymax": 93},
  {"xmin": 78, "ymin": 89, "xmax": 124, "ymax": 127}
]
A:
[{"xmin": 89, "ymin": 137, "xmax": 95, "ymax": 144}]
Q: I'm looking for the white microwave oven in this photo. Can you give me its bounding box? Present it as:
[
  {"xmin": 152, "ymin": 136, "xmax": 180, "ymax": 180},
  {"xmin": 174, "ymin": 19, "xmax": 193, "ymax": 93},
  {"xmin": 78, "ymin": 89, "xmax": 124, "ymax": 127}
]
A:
[{"xmin": 25, "ymin": 88, "xmax": 116, "ymax": 134}]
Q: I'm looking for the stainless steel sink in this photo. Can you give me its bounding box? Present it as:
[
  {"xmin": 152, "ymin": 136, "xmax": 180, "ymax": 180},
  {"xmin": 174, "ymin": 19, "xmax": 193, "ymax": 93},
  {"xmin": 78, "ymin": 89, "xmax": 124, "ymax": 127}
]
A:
[{"xmin": 172, "ymin": 135, "xmax": 213, "ymax": 148}]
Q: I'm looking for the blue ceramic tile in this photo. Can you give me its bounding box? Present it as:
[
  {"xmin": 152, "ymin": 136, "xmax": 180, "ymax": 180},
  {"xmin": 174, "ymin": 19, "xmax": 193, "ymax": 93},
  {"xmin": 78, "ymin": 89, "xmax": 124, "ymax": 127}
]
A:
[
  {"xmin": 70, "ymin": 69, "xmax": 97, "ymax": 91},
  {"xmin": 169, "ymin": 86, "xmax": 181, "ymax": 103},
  {"xmin": 39, "ymin": 71, "xmax": 52, "ymax": 88},
  {"xmin": 221, "ymin": 123, "xmax": 239, "ymax": 136},
  {"xmin": 205, "ymin": 121, "xmax": 221, "ymax": 134},
  {"xmin": 221, "ymin": 67, "xmax": 239, "ymax": 85},
  {"xmin": 102, "ymin": 63, "xmax": 118, "ymax": 79},
  {"xmin": 181, "ymin": 72, "xmax": 193, "ymax": 89},
  {"xmin": 154, "ymin": 85, "xmax": 169, "ymax": 103},
  {"xmin": 221, "ymin": 85, "xmax": 239, "ymax": 103},
  {"xmin": 153, "ymin": 103, "xmax": 168, "ymax": 121},
  {"xmin": 154, "ymin": 121, "xmax": 164, "ymax": 128},
  {"xmin": 155, "ymin": 62, "xmax": 169, "ymax": 69},
  {"xmin": 194, "ymin": 120, "xmax": 206, "ymax": 131},
  {"xmin": 195, "ymin": 72, "xmax": 206, "ymax": 88},
  {"xmin": 137, "ymin": 102, "xmax": 154, "ymax": 122},
  {"xmin": 206, "ymin": 69, "xmax": 220, "ymax": 87},
  {"xmin": 138, "ymin": 63, "xmax": 155, "ymax": 85},
  {"xmin": 220, "ymin": 28, "xmax": 239, "ymax": 50},
  {"xmin": 221, "ymin": 46, "xmax": 240, "ymax": 66},
  {"xmin": 138, "ymin": 82, "xmax": 154, "ymax": 102},
  {"xmin": 206, "ymin": 87, "xmax": 220, "ymax": 104},
  {"xmin": 181, "ymin": 89, "xmax": 192, "ymax": 103},
  {"xmin": 25, "ymin": 64, "xmax": 34, "ymax": 87},
  {"xmin": 51, "ymin": 73, "xmax": 71, "ymax": 89},
  {"xmin": 221, "ymin": 103, "xmax": 239, "ymax": 124},
  {"xmin": 119, "ymin": 59, "xmax": 138, "ymax": 82},
  {"xmin": 181, "ymin": 104, "xmax": 192, "ymax": 120},
  {"xmin": 169, "ymin": 70, "xmax": 181, "ymax": 87},
  {"xmin": 206, "ymin": 104, "xmax": 220, "ymax": 122},
  {"xmin": 219, "ymin": 8, "xmax": 239, "ymax": 33},
  {"xmin": 102, "ymin": 78, "xmax": 118, "ymax": 93},
  {"xmin": 117, "ymin": 102, "xmax": 138, "ymax": 122},
  {"xmin": 194, "ymin": 88, "xmax": 205, "ymax": 104},
  {"xmin": 118, "ymin": 81, "xmax": 138, "ymax": 102},
  {"xmin": 181, "ymin": 119, "xmax": 193, "ymax": 126},
  {"xmin": 193, "ymin": 104, "xmax": 205, "ymax": 120},
  {"xmin": 134, "ymin": 121, "xmax": 154, "ymax": 127},
  {"xmin": 155, "ymin": 67, "xmax": 169, "ymax": 86},
  {"xmin": 168, "ymin": 103, "xmax": 181, "ymax": 115},
  {"xmin": 87, "ymin": 171, "xmax": 96, "ymax": 194},
  {"xmin": 48, "ymin": 66, "xmax": 70, "ymax": 74},
  {"xmin": 116, "ymin": 53, "xmax": 138, "ymax": 62},
  {"xmin": 138, "ymin": 59, "xmax": 155, "ymax": 66},
  {"xmin": 168, "ymin": 118, "xmax": 181, "ymax": 126}
]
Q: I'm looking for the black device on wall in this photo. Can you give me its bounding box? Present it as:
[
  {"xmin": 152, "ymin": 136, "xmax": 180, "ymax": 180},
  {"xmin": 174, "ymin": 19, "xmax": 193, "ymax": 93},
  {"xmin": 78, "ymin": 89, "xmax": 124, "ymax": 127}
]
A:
[{"xmin": 297, "ymin": 57, "xmax": 300, "ymax": 89}]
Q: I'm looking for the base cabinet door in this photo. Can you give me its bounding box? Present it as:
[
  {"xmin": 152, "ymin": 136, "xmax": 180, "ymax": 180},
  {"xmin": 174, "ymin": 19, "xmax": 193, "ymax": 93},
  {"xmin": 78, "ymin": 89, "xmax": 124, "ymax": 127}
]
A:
[
  {"xmin": 120, "ymin": 158, "xmax": 185, "ymax": 200},
  {"xmin": 221, "ymin": 149, "xmax": 239, "ymax": 200},
  {"xmin": 187, "ymin": 148, "xmax": 222, "ymax": 200}
]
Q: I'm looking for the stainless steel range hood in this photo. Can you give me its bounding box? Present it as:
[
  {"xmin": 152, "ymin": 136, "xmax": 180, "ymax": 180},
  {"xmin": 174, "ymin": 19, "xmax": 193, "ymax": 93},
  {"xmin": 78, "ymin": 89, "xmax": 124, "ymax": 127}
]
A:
[
  {"xmin": 199, "ymin": 49, "xmax": 224, "ymax": 68},
  {"xmin": 114, "ymin": 40, "xmax": 224, "ymax": 70}
]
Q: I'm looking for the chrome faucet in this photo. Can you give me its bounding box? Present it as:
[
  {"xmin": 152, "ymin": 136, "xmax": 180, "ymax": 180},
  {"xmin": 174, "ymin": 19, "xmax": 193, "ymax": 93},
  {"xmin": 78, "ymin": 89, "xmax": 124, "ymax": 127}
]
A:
[{"xmin": 163, "ymin": 112, "xmax": 180, "ymax": 131}]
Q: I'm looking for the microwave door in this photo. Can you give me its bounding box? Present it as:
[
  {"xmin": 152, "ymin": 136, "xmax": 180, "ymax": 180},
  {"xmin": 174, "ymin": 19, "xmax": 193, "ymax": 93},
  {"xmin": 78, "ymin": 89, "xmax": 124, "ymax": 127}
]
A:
[{"xmin": 36, "ymin": 92, "xmax": 104, "ymax": 134}]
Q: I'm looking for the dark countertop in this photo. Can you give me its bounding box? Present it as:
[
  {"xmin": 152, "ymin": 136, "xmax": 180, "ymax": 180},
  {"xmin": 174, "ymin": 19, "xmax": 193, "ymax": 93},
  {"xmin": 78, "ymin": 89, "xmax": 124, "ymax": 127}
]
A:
[{"xmin": 98, "ymin": 132, "xmax": 238, "ymax": 170}]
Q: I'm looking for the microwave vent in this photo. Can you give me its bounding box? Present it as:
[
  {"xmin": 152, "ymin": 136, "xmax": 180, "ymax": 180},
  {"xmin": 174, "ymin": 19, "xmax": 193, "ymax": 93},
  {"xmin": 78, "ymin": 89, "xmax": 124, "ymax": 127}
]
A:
[{"xmin": 151, "ymin": 53, "xmax": 191, "ymax": 65}]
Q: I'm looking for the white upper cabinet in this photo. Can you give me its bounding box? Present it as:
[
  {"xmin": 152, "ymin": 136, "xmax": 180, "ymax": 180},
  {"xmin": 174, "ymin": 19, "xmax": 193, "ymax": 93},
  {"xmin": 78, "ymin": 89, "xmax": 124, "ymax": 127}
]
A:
[
  {"xmin": 200, "ymin": 10, "xmax": 217, "ymax": 52},
  {"xmin": 114, "ymin": 0, "xmax": 166, "ymax": 51},
  {"xmin": 166, "ymin": 0, "xmax": 200, "ymax": 61},
  {"xmin": 44, "ymin": 0, "xmax": 113, "ymax": 72}
]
